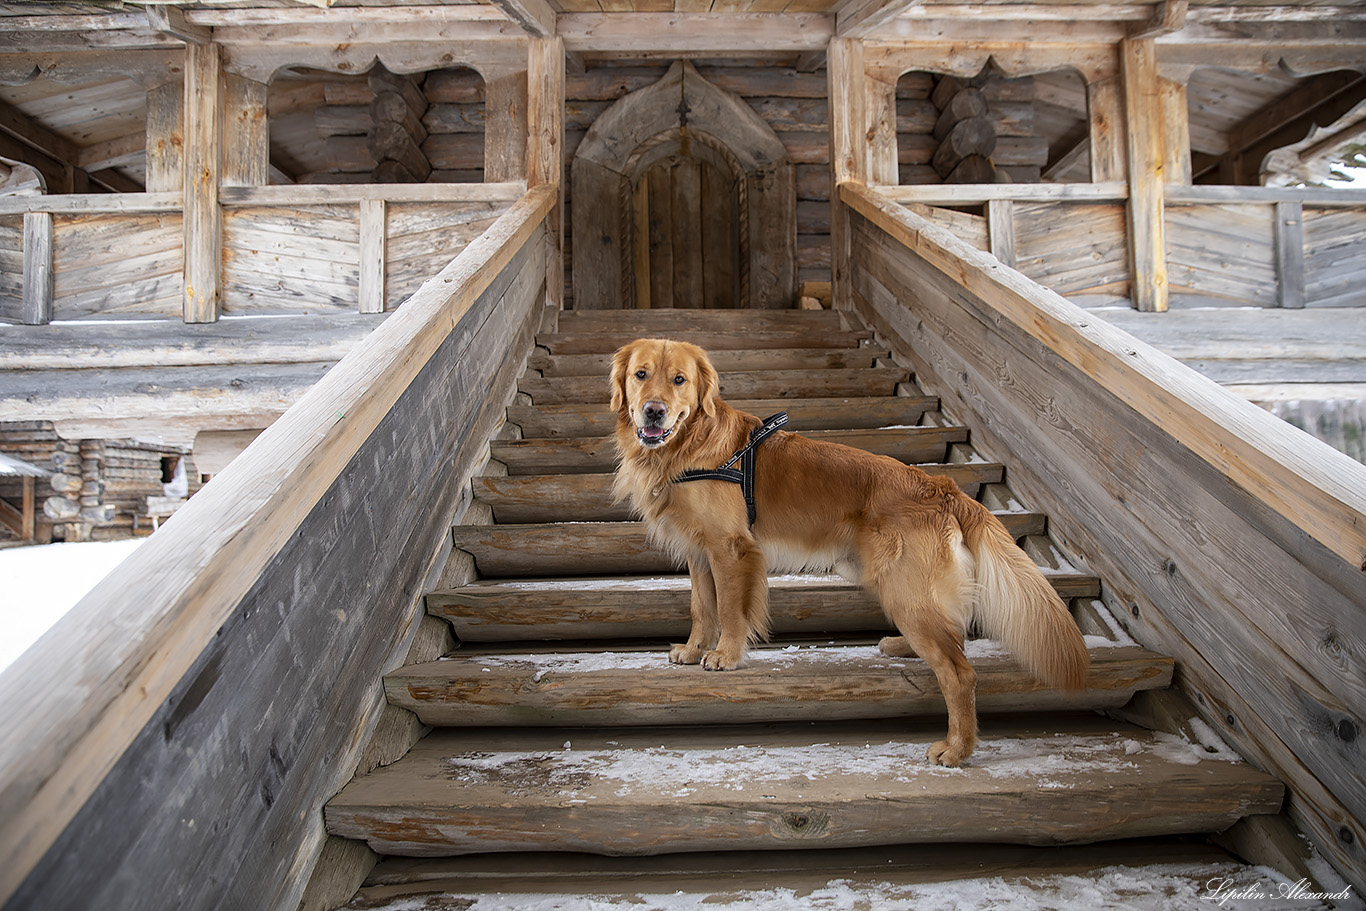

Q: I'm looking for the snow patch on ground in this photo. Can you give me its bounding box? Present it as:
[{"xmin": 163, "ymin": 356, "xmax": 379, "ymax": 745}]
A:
[{"xmin": 0, "ymin": 539, "xmax": 144, "ymax": 672}]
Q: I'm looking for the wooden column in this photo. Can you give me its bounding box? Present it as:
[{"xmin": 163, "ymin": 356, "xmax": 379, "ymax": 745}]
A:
[
  {"xmin": 1160, "ymin": 76, "xmax": 1192, "ymax": 187},
  {"xmin": 987, "ymin": 199, "xmax": 1016, "ymax": 268},
  {"xmin": 1275, "ymin": 200, "xmax": 1305, "ymax": 310},
  {"xmin": 1087, "ymin": 76, "xmax": 1126, "ymax": 184},
  {"xmin": 527, "ymin": 36, "xmax": 564, "ymax": 308},
  {"xmin": 359, "ymin": 198, "xmax": 387, "ymax": 314},
  {"xmin": 484, "ymin": 67, "xmax": 528, "ymax": 183},
  {"xmin": 828, "ymin": 37, "xmax": 867, "ymax": 311},
  {"xmin": 1121, "ymin": 38, "xmax": 1168, "ymax": 312},
  {"xmin": 222, "ymin": 74, "xmax": 269, "ymax": 188},
  {"xmin": 183, "ymin": 43, "xmax": 222, "ymax": 324},
  {"xmin": 146, "ymin": 80, "xmax": 184, "ymax": 193},
  {"xmin": 866, "ymin": 73, "xmax": 898, "ymax": 186},
  {"xmin": 22, "ymin": 212, "xmax": 53, "ymax": 326}
]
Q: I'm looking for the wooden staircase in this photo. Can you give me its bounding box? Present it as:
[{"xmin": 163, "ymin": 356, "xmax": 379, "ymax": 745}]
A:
[{"xmin": 324, "ymin": 308, "xmax": 1285, "ymax": 903}]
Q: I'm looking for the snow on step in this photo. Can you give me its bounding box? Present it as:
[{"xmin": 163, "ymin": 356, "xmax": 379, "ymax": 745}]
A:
[
  {"xmin": 386, "ymin": 641, "xmax": 1173, "ymax": 726},
  {"xmin": 490, "ymin": 426, "xmax": 969, "ymax": 475},
  {"xmin": 427, "ymin": 571, "xmax": 1100, "ymax": 641},
  {"xmin": 324, "ymin": 717, "xmax": 1285, "ymax": 857},
  {"xmin": 450, "ymin": 515, "xmax": 1046, "ymax": 577}
]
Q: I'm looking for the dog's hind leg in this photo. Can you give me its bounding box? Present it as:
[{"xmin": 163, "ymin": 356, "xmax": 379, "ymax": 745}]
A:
[
  {"xmin": 671, "ymin": 557, "xmax": 720, "ymax": 665},
  {"xmin": 701, "ymin": 533, "xmax": 769, "ymax": 671}
]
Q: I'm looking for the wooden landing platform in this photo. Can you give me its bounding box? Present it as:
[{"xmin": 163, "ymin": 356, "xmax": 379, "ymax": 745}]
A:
[{"xmin": 325, "ymin": 716, "xmax": 1285, "ymax": 857}]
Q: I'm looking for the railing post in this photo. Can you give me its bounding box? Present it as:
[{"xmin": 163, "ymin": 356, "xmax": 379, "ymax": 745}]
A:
[
  {"xmin": 359, "ymin": 199, "xmax": 387, "ymax": 314},
  {"xmin": 987, "ymin": 198, "xmax": 1017, "ymax": 269},
  {"xmin": 1121, "ymin": 37, "xmax": 1169, "ymax": 312},
  {"xmin": 528, "ymin": 36, "xmax": 565, "ymax": 308},
  {"xmin": 21, "ymin": 211, "xmax": 53, "ymax": 325},
  {"xmin": 828, "ymin": 36, "xmax": 867, "ymax": 312},
  {"xmin": 183, "ymin": 43, "xmax": 223, "ymax": 324},
  {"xmin": 1275, "ymin": 200, "xmax": 1305, "ymax": 309}
]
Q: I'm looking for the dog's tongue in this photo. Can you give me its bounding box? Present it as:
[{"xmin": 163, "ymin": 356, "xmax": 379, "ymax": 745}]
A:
[{"xmin": 640, "ymin": 425, "xmax": 666, "ymax": 439}]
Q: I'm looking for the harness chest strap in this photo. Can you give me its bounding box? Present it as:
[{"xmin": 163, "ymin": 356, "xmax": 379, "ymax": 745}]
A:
[{"xmin": 674, "ymin": 411, "xmax": 788, "ymax": 526}]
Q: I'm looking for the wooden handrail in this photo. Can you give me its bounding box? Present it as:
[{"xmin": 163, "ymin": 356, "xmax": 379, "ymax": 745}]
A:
[
  {"xmin": 842, "ymin": 180, "xmax": 1366, "ymax": 572},
  {"xmin": 876, "ymin": 182, "xmax": 1129, "ymax": 204},
  {"xmin": 0, "ymin": 183, "xmax": 556, "ymax": 905},
  {"xmin": 218, "ymin": 181, "xmax": 528, "ymax": 206}
]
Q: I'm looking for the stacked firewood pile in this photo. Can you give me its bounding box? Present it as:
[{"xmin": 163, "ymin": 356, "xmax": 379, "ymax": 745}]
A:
[{"xmin": 900, "ymin": 71, "xmax": 1050, "ymax": 184}]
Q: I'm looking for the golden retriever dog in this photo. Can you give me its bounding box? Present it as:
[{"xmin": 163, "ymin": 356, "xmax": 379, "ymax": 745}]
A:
[{"xmin": 610, "ymin": 337, "xmax": 1090, "ymax": 767}]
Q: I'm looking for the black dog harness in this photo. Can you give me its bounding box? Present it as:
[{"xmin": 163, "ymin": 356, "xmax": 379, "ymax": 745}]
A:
[{"xmin": 674, "ymin": 412, "xmax": 788, "ymax": 526}]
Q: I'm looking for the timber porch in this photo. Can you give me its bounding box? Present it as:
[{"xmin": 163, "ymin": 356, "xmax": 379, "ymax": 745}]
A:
[{"xmin": 0, "ymin": 4, "xmax": 1364, "ymax": 910}]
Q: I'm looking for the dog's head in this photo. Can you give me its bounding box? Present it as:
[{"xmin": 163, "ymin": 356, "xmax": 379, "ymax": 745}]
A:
[{"xmin": 610, "ymin": 338, "xmax": 719, "ymax": 451}]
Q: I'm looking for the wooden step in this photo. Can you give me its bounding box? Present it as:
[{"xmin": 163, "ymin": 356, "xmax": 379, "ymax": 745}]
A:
[
  {"xmin": 450, "ymin": 514, "xmax": 1047, "ymax": 577},
  {"xmin": 387, "ymin": 641, "xmax": 1173, "ymax": 727},
  {"xmin": 507, "ymin": 393, "xmax": 937, "ymax": 439},
  {"xmin": 473, "ymin": 464, "xmax": 1004, "ymax": 523},
  {"xmin": 490, "ymin": 426, "xmax": 969, "ymax": 475},
  {"xmin": 556, "ymin": 309, "xmax": 847, "ymax": 333},
  {"xmin": 538, "ymin": 327, "xmax": 873, "ymax": 355},
  {"xmin": 520, "ymin": 366, "xmax": 911, "ymax": 406},
  {"xmin": 324, "ymin": 717, "xmax": 1285, "ymax": 856},
  {"xmin": 427, "ymin": 570, "xmax": 1100, "ymax": 641},
  {"xmin": 530, "ymin": 346, "xmax": 893, "ymax": 377}
]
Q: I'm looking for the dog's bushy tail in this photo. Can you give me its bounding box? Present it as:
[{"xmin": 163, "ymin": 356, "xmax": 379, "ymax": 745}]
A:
[{"xmin": 957, "ymin": 497, "xmax": 1089, "ymax": 690}]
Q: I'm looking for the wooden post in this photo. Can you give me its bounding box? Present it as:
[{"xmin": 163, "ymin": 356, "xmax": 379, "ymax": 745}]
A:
[
  {"xmin": 527, "ymin": 37, "xmax": 564, "ymax": 308},
  {"xmin": 183, "ymin": 43, "xmax": 222, "ymax": 324},
  {"xmin": 359, "ymin": 198, "xmax": 387, "ymax": 314},
  {"xmin": 987, "ymin": 199, "xmax": 1016, "ymax": 269},
  {"xmin": 21, "ymin": 211, "xmax": 53, "ymax": 325},
  {"xmin": 1160, "ymin": 76, "xmax": 1191, "ymax": 186},
  {"xmin": 1275, "ymin": 200, "xmax": 1305, "ymax": 310},
  {"xmin": 1121, "ymin": 38, "xmax": 1168, "ymax": 312},
  {"xmin": 484, "ymin": 67, "xmax": 528, "ymax": 183},
  {"xmin": 221, "ymin": 74, "xmax": 269, "ymax": 188},
  {"xmin": 1087, "ymin": 76, "xmax": 1126, "ymax": 184},
  {"xmin": 828, "ymin": 37, "xmax": 866, "ymax": 312},
  {"xmin": 146, "ymin": 80, "xmax": 184, "ymax": 194},
  {"xmin": 866, "ymin": 74, "xmax": 898, "ymax": 186}
]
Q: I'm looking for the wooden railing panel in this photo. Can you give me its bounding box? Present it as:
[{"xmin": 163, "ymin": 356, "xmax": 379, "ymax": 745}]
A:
[
  {"xmin": 1166, "ymin": 202, "xmax": 1277, "ymax": 306},
  {"xmin": 0, "ymin": 186, "xmax": 555, "ymax": 910},
  {"xmin": 1014, "ymin": 201, "xmax": 1128, "ymax": 298},
  {"xmin": 51, "ymin": 212, "xmax": 183, "ymax": 320},
  {"xmin": 0, "ymin": 215, "xmax": 21, "ymax": 321},
  {"xmin": 842, "ymin": 182, "xmax": 1366, "ymax": 891},
  {"xmin": 222, "ymin": 204, "xmax": 361, "ymax": 313},
  {"xmin": 384, "ymin": 202, "xmax": 503, "ymax": 311},
  {"xmin": 1304, "ymin": 205, "xmax": 1366, "ymax": 309}
]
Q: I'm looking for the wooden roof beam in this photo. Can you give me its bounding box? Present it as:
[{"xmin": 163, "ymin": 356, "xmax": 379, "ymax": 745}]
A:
[
  {"xmin": 558, "ymin": 13, "xmax": 832, "ymax": 55},
  {"xmin": 1130, "ymin": 0, "xmax": 1187, "ymax": 40},
  {"xmin": 145, "ymin": 5, "xmax": 212, "ymax": 45},
  {"xmin": 488, "ymin": 0, "xmax": 555, "ymax": 38},
  {"xmin": 835, "ymin": 0, "xmax": 921, "ymax": 39}
]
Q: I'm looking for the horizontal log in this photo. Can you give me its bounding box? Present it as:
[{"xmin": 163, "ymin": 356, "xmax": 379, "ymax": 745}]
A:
[
  {"xmin": 932, "ymin": 118, "xmax": 997, "ymax": 178},
  {"xmin": 325, "ymin": 718, "xmax": 1285, "ymax": 856},
  {"xmin": 505, "ymin": 394, "xmax": 937, "ymax": 439},
  {"xmin": 490, "ymin": 425, "xmax": 967, "ymax": 476},
  {"xmin": 389, "ymin": 642, "xmax": 1172, "ymax": 726},
  {"xmin": 451, "ymin": 512, "xmax": 1041, "ymax": 577},
  {"xmin": 473, "ymin": 463, "xmax": 1001, "ymax": 523},
  {"xmin": 519, "ymin": 366, "xmax": 911, "ymax": 405}
]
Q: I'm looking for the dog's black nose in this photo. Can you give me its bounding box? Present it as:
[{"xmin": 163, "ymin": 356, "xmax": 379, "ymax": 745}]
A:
[{"xmin": 642, "ymin": 401, "xmax": 668, "ymax": 423}]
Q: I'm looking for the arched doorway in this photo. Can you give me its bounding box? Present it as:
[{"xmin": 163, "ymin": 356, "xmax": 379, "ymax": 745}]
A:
[{"xmin": 571, "ymin": 60, "xmax": 796, "ymax": 309}]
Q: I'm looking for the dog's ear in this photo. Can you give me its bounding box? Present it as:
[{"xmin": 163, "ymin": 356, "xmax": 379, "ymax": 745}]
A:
[
  {"xmin": 695, "ymin": 346, "xmax": 721, "ymax": 418},
  {"xmin": 609, "ymin": 343, "xmax": 634, "ymax": 415}
]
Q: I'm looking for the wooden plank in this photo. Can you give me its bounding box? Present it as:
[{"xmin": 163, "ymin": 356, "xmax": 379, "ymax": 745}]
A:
[
  {"xmin": 21, "ymin": 212, "xmax": 52, "ymax": 326},
  {"xmin": 519, "ymin": 366, "xmax": 911, "ymax": 405},
  {"xmin": 182, "ymin": 43, "xmax": 221, "ymax": 323},
  {"xmin": 221, "ymin": 73, "xmax": 269, "ymax": 188},
  {"xmin": 359, "ymin": 198, "xmax": 386, "ymax": 315},
  {"xmin": 558, "ymin": 13, "xmax": 833, "ymax": 53},
  {"xmin": 1121, "ymin": 39, "xmax": 1166, "ymax": 312},
  {"xmin": 530, "ymin": 346, "xmax": 890, "ymax": 376},
  {"xmin": 1087, "ymin": 77, "xmax": 1125, "ymax": 184},
  {"xmin": 430, "ymin": 558, "xmax": 1091, "ymax": 640},
  {"xmin": 473, "ymin": 462, "xmax": 999, "ymax": 523},
  {"xmin": 527, "ymin": 36, "xmax": 565, "ymax": 308},
  {"xmin": 837, "ymin": 0, "xmax": 923, "ymax": 39},
  {"xmin": 882, "ymin": 183, "xmax": 1128, "ymax": 205},
  {"xmin": 987, "ymin": 199, "xmax": 1016, "ymax": 269},
  {"xmin": 829, "ymin": 37, "xmax": 865, "ymax": 312},
  {"xmin": 389, "ymin": 643, "xmax": 1171, "ymax": 726},
  {"xmin": 540, "ymin": 327, "xmax": 872, "ymax": 355},
  {"xmin": 219, "ymin": 184, "xmax": 526, "ymax": 206},
  {"xmin": 557, "ymin": 308, "xmax": 844, "ymax": 332},
  {"xmin": 325, "ymin": 718, "xmax": 1285, "ymax": 856},
  {"xmin": 452, "ymin": 510, "xmax": 1040, "ymax": 577},
  {"xmin": 0, "ymin": 187, "xmax": 555, "ymax": 909},
  {"xmin": 506, "ymin": 394, "xmax": 937, "ymax": 440},
  {"xmin": 1275, "ymin": 200, "xmax": 1305, "ymax": 310}
]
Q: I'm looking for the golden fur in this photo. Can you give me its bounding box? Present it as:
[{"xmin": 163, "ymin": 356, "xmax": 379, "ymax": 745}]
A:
[{"xmin": 610, "ymin": 337, "xmax": 1090, "ymax": 766}]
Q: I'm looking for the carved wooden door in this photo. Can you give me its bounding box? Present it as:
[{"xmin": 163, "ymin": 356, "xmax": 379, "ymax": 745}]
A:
[{"xmin": 632, "ymin": 151, "xmax": 740, "ymax": 309}]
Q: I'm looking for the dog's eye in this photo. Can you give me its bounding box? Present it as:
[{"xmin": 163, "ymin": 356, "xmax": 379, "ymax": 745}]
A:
[
  {"xmin": 634, "ymin": 369, "xmax": 647, "ymax": 380},
  {"xmin": 673, "ymin": 375, "xmax": 686, "ymax": 385}
]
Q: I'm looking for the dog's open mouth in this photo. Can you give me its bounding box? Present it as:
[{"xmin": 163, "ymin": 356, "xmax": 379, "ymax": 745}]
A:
[{"xmin": 636, "ymin": 424, "xmax": 673, "ymax": 447}]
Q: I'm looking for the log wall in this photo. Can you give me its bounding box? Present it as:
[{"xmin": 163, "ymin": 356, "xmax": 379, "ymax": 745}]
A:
[
  {"xmin": 842, "ymin": 182, "xmax": 1366, "ymax": 892},
  {"xmin": 0, "ymin": 186, "xmax": 554, "ymax": 910}
]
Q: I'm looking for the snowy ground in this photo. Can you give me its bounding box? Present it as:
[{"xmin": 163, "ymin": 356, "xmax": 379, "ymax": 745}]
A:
[
  {"xmin": 347, "ymin": 861, "xmax": 1359, "ymax": 911},
  {"xmin": 0, "ymin": 538, "xmax": 144, "ymax": 672}
]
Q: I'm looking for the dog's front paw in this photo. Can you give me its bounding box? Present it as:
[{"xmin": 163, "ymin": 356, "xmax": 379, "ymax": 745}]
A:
[
  {"xmin": 669, "ymin": 643, "xmax": 704, "ymax": 665},
  {"xmin": 927, "ymin": 738, "xmax": 974, "ymax": 768},
  {"xmin": 878, "ymin": 636, "xmax": 918, "ymax": 658},
  {"xmin": 701, "ymin": 647, "xmax": 742, "ymax": 671}
]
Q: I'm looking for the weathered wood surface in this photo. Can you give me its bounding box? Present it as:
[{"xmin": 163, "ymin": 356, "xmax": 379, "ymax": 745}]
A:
[
  {"xmin": 451, "ymin": 512, "xmax": 1045, "ymax": 577},
  {"xmin": 472, "ymin": 463, "xmax": 1003, "ymax": 522},
  {"xmin": 48, "ymin": 211, "xmax": 182, "ymax": 321},
  {"xmin": 325, "ymin": 717, "xmax": 1284, "ymax": 857},
  {"xmin": 539, "ymin": 327, "xmax": 872, "ymax": 354},
  {"xmin": 505, "ymin": 394, "xmax": 937, "ymax": 439},
  {"xmin": 1303, "ymin": 205, "xmax": 1366, "ymax": 308},
  {"xmin": 489, "ymin": 426, "xmax": 970, "ymax": 476},
  {"xmin": 519, "ymin": 366, "xmax": 910, "ymax": 405},
  {"xmin": 529, "ymin": 346, "xmax": 891, "ymax": 376},
  {"xmin": 388, "ymin": 643, "xmax": 1172, "ymax": 726},
  {"xmin": 0, "ymin": 187, "xmax": 555, "ymax": 910},
  {"xmin": 429, "ymin": 566, "xmax": 1098, "ymax": 641},
  {"xmin": 843, "ymin": 183, "xmax": 1366, "ymax": 890}
]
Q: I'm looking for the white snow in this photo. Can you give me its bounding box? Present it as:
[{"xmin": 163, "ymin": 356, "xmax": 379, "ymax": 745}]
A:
[
  {"xmin": 0, "ymin": 538, "xmax": 144, "ymax": 672},
  {"xmin": 348, "ymin": 861, "xmax": 1347, "ymax": 911}
]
